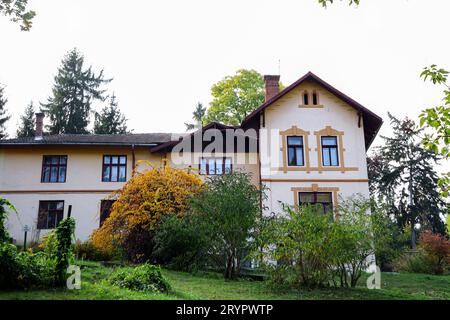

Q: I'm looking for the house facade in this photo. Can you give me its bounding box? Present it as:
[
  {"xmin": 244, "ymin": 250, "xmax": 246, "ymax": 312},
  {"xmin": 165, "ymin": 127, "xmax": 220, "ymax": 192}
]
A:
[{"xmin": 0, "ymin": 72, "xmax": 382, "ymax": 244}]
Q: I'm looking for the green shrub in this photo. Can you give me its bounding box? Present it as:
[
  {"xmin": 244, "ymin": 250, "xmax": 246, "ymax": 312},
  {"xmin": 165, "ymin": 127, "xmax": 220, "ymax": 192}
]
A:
[
  {"xmin": 55, "ymin": 217, "xmax": 75, "ymax": 285},
  {"xmin": 0, "ymin": 243, "xmax": 57, "ymax": 289},
  {"xmin": 394, "ymin": 250, "xmax": 435, "ymax": 274},
  {"xmin": 75, "ymin": 240, "xmax": 113, "ymax": 261},
  {"xmin": 40, "ymin": 230, "xmax": 58, "ymax": 257},
  {"xmin": 108, "ymin": 263, "xmax": 171, "ymax": 293},
  {"xmin": 257, "ymin": 195, "xmax": 382, "ymax": 289},
  {"xmin": 153, "ymin": 214, "xmax": 211, "ymax": 271},
  {"xmin": 257, "ymin": 204, "xmax": 335, "ymax": 289},
  {"xmin": 0, "ymin": 197, "xmax": 16, "ymax": 243},
  {"xmin": 394, "ymin": 231, "xmax": 449, "ymax": 275},
  {"xmin": 419, "ymin": 231, "xmax": 449, "ymax": 275},
  {"xmin": 189, "ymin": 171, "xmax": 265, "ymax": 279}
]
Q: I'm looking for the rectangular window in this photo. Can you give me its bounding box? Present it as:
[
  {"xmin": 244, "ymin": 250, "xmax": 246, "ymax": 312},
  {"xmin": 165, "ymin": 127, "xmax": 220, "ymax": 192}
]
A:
[
  {"xmin": 287, "ymin": 136, "xmax": 304, "ymax": 166},
  {"xmin": 199, "ymin": 157, "xmax": 232, "ymax": 175},
  {"xmin": 41, "ymin": 156, "xmax": 67, "ymax": 183},
  {"xmin": 298, "ymin": 192, "xmax": 333, "ymax": 214},
  {"xmin": 37, "ymin": 200, "xmax": 64, "ymax": 229},
  {"xmin": 100, "ymin": 200, "xmax": 115, "ymax": 226},
  {"xmin": 321, "ymin": 136, "xmax": 339, "ymax": 166},
  {"xmin": 102, "ymin": 155, "xmax": 127, "ymax": 182}
]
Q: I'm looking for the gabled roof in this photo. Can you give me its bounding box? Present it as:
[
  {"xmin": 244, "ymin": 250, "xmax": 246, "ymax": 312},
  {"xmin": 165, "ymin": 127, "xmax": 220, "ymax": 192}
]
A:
[
  {"xmin": 149, "ymin": 122, "xmax": 239, "ymax": 153},
  {"xmin": 242, "ymin": 71, "xmax": 383, "ymax": 149},
  {"xmin": 0, "ymin": 133, "xmax": 175, "ymax": 146}
]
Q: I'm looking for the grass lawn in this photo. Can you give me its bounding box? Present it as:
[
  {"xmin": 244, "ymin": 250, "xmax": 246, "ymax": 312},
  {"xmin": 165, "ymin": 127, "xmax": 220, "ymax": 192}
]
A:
[{"xmin": 0, "ymin": 261, "xmax": 448, "ymax": 300}]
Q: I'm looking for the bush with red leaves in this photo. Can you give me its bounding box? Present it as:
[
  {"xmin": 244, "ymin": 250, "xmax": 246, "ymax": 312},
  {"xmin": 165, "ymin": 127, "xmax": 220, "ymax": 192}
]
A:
[{"xmin": 419, "ymin": 231, "xmax": 450, "ymax": 275}]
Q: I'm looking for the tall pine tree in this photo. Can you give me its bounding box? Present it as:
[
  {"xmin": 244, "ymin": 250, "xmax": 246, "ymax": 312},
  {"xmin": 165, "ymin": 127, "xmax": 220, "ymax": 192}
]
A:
[
  {"xmin": 93, "ymin": 93, "xmax": 129, "ymax": 134},
  {"xmin": 368, "ymin": 113, "xmax": 447, "ymax": 248},
  {"xmin": 16, "ymin": 101, "xmax": 35, "ymax": 137},
  {"xmin": 41, "ymin": 48, "xmax": 111, "ymax": 134},
  {"xmin": 0, "ymin": 85, "xmax": 10, "ymax": 139}
]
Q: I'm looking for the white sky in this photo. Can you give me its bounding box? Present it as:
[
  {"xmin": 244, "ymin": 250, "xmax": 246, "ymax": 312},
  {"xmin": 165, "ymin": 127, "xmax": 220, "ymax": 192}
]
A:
[{"xmin": 1, "ymin": 0, "xmax": 449, "ymax": 153}]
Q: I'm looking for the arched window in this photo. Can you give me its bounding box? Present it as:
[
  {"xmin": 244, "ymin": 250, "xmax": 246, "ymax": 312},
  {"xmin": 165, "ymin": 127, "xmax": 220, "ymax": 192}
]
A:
[
  {"xmin": 303, "ymin": 91, "xmax": 309, "ymax": 105},
  {"xmin": 312, "ymin": 90, "xmax": 319, "ymax": 105}
]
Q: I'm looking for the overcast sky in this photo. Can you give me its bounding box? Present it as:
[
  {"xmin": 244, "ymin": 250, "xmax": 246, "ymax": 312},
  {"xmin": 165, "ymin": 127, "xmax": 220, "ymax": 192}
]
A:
[{"xmin": 1, "ymin": 0, "xmax": 449, "ymax": 153}]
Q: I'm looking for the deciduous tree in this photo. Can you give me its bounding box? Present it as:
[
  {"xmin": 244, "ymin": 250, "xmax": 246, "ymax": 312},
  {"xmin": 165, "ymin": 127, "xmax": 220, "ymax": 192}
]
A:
[
  {"xmin": 0, "ymin": 0, "xmax": 35, "ymax": 31},
  {"xmin": 91, "ymin": 163, "xmax": 203, "ymax": 262},
  {"xmin": 318, "ymin": 0, "xmax": 360, "ymax": 7},
  {"xmin": 189, "ymin": 171, "xmax": 263, "ymax": 279},
  {"xmin": 204, "ymin": 69, "xmax": 266, "ymax": 126},
  {"xmin": 419, "ymin": 65, "xmax": 450, "ymax": 196}
]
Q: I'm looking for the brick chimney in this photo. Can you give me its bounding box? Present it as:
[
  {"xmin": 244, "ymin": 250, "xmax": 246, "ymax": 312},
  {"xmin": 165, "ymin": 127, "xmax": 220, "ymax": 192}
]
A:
[
  {"xmin": 264, "ymin": 75, "xmax": 280, "ymax": 102},
  {"xmin": 35, "ymin": 112, "xmax": 44, "ymax": 140}
]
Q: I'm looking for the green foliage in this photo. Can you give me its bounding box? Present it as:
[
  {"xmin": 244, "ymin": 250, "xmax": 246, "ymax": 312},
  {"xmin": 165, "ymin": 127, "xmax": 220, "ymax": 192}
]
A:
[
  {"xmin": 0, "ymin": 84, "xmax": 11, "ymax": 139},
  {"xmin": 418, "ymin": 231, "xmax": 449, "ymax": 275},
  {"xmin": 153, "ymin": 214, "xmax": 211, "ymax": 271},
  {"xmin": 257, "ymin": 204, "xmax": 335, "ymax": 289},
  {"xmin": 447, "ymin": 215, "xmax": 450, "ymax": 236},
  {"xmin": 257, "ymin": 196, "xmax": 380, "ymax": 289},
  {"xmin": 394, "ymin": 231, "xmax": 449, "ymax": 275},
  {"xmin": 318, "ymin": 0, "xmax": 360, "ymax": 7},
  {"xmin": 0, "ymin": 0, "xmax": 35, "ymax": 31},
  {"xmin": 41, "ymin": 48, "xmax": 111, "ymax": 134},
  {"xmin": 0, "ymin": 197, "xmax": 17, "ymax": 243},
  {"xmin": 369, "ymin": 202, "xmax": 407, "ymax": 271},
  {"xmin": 16, "ymin": 101, "xmax": 35, "ymax": 137},
  {"xmin": 40, "ymin": 230, "xmax": 58, "ymax": 258},
  {"xmin": 0, "ymin": 243, "xmax": 58, "ymax": 289},
  {"xmin": 394, "ymin": 250, "xmax": 435, "ymax": 275},
  {"xmin": 204, "ymin": 69, "xmax": 266, "ymax": 126},
  {"xmin": 93, "ymin": 93, "xmax": 130, "ymax": 134},
  {"xmin": 368, "ymin": 113, "xmax": 447, "ymax": 248},
  {"xmin": 419, "ymin": 65, "xmax": 450, "ymax": 197},
  {"xmin": 55, "ymin": 217, "xmax": 75, "ymax": 285},
  {"xmin": 189, "ymin": 171, "xmax": 264, "ymax": 279},
  {"xmin": 74, "ymin": 240, "xmax": 113, "ymax": 261},
  {"xmin": 185, "ymin": 102, "xmax": 206, "ymax": 131},
  {"xmin": 108, "ymin": 263, "xmax": 171, "ymax": 293}
]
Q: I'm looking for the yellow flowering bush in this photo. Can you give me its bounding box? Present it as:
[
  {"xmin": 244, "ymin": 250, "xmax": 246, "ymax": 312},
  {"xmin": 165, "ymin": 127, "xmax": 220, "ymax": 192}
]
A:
[{"xmin": 91, "ymin": 162, "xmax": 203, "ymax": 262}]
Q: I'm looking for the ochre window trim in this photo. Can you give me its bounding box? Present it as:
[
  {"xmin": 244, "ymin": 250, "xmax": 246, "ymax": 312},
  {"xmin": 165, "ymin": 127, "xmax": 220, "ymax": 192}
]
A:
[
  {"xmin": 280, "ymin": 126, "xmax": 311, "ymax": 173},
  {"xmin": 291, "ymin": 184, "xmax": 340, "ymax": 218},
  {"xmin": 314, "ymin": 126, "xmax": 358, "ymax": 173}
]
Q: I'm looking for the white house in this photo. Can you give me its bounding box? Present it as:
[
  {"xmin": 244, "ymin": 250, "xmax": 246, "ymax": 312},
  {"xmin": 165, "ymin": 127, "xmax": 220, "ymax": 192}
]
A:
[{"xmin": 0, "ymin": 72, "xmax": 382, "ymax": 243}]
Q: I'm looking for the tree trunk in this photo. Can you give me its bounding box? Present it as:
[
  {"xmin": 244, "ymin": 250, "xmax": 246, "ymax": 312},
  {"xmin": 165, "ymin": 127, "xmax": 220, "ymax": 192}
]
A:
[
  {"xmin": 408, "ymin": 163, "xmax": 417, "ymax": 250},
  {"xmin": 410, "ymin": 221, "xmax": 416, "ymax": 250},
  {"xmin": 225, "ymin": 249, "xmax": 235, "ymax": 279}
]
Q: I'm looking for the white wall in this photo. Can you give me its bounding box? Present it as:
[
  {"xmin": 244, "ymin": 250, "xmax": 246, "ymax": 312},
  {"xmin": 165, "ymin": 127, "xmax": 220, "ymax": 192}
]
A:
[{"xmin": 260, "ymin": 80, "xmax": 371, "ymax": 213}]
